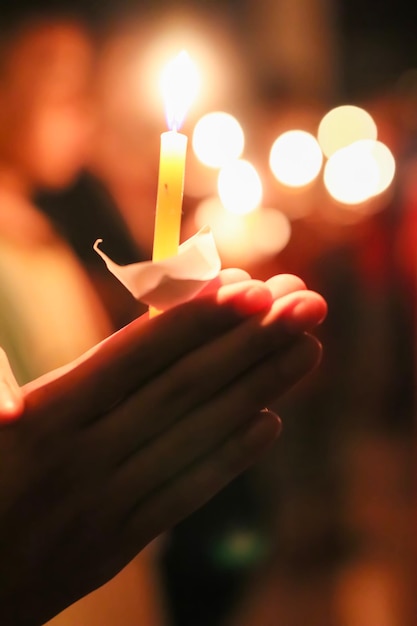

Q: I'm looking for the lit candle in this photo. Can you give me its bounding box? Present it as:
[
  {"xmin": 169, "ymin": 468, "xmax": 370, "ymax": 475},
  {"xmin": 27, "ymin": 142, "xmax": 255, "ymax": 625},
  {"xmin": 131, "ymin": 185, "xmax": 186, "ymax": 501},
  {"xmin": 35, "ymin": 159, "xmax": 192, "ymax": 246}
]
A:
[
  {"xmin": 152, "ymin": 130, "xmax": 187, "ymax": 261},
  {"xmin": 150, "ymin": 51, "xmax": 199, "ymax": 317}
]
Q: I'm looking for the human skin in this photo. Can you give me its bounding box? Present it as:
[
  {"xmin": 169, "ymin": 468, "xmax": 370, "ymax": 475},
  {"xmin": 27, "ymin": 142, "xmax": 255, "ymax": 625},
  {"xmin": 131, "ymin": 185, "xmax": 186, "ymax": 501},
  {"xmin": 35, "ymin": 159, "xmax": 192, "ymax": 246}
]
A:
[{"xmin": 0, "ymin": 272, "xmax": 326, "ymax": 625}]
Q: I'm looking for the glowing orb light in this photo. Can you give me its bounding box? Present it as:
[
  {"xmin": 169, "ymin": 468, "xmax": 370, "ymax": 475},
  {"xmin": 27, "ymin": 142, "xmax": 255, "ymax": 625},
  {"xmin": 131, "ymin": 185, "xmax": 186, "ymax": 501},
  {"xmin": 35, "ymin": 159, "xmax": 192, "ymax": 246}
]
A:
[
  {"xmin": 362, "ymin": 139, "xmax": 396, "ymax": 196},
  {"xmin": 252, "ymin": 207, "xmax": 292, "ymax": 257},
  {"xmin": 318, "ymin": 105, "xmax": 377, "ymax": 158},
  {"xmin": 324, "ymin": 139, "xmax": 396, "ymax": 205},
  {"xmin": 192, "ymin": 111, "xmax": 245, "ymax": 168},
  {"xmin": 269, "ymin": 130, "xmax": 323, "ymax": 188},
  {"xmin": 195, "ymin": 197, "xmax": 291, "ymax": 263},
  {"xmin": 217, "ymin": 159, "xmax": 263, "ymax": 214}
]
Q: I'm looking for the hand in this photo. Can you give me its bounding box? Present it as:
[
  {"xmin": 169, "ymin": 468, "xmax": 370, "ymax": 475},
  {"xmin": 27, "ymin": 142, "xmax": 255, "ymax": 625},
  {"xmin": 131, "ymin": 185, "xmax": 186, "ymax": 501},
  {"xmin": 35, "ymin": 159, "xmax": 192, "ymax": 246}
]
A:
[
  {"xmin": 0, "ymin": 274, "xmax": 326, "ymax": 625},
  {"xmin": 0, "ymin": 268, "xmax": 299, "ymax": 425}
]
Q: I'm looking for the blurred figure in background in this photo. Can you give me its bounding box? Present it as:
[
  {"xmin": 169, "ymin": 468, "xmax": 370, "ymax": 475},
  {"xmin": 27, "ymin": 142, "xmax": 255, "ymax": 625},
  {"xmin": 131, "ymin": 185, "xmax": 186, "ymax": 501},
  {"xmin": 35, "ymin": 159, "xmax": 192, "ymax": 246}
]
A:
[
  {"xmin": 37, "ymin": 1, "xmax": 250, "ymax": 330},
  {"xmin": 0, "ymin": 7, "xmax": 166, "ymax": 625}
]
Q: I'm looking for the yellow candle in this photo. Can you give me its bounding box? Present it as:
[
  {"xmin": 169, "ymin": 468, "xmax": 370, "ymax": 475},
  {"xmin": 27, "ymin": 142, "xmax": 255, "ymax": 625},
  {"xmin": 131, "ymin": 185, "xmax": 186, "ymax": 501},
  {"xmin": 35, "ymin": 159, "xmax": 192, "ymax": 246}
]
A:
[
  {"xmin": 152, "ymin": 130, "xmax": 188, "ymax": 261},
  {"xmin": 149, "ymin": 50, "xmax": 199, "ymax": 317}
]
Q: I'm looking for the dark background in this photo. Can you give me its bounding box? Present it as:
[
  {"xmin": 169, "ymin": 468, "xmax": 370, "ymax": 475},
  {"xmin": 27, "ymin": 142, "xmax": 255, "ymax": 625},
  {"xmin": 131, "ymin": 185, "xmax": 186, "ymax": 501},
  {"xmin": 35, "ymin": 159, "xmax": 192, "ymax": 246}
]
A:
[{"xmin": 2, "ymin": 0, "xmax": 417, "ymax": 99}]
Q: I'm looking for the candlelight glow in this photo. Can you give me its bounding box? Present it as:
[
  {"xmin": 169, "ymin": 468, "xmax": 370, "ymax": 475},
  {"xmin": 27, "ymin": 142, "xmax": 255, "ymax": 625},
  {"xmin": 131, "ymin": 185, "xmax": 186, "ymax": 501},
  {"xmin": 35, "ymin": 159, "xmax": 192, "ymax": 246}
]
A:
[
  {"xmin": 324, "ymin": 139, "xmax": 396, "ymax": 205},
  {"xmin": 195, "ymin": 197, "xmax": 291, "ymax": 264},
  {"xmin": 361, "ymin": 139, "xmax": 396, "ymax": 195},
  {"xmin": 318, "ymin": 105, "xmax": 378, "ymax": 158},
  {"xmin": 252, "ymin": 208, "xmax": 292, "ymax": 257},
  {"xmin": 217, "ymin": 159, "xmax": 263, "ymax": 215},
  {"xmin": 192, "ymin": 112, "xmax": 244, "ymax": 168},
  {"xmin": 269, "ymin": 130, "xmax": 323, "ymax": 187},
  {"xmin": 160, "ymin": 50, "xmax": 200, "ymax": 130}
]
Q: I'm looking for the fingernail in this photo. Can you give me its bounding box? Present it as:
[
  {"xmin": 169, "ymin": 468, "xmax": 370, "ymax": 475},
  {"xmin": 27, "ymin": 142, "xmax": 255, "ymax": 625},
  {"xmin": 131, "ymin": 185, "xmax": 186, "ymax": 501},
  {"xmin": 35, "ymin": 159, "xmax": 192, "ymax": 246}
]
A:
[
  {"xmin": 260, "ymin": 408, "xmax": 282, "ymax": 436},
  {"xmin": 247, "ymin": 409, "xmax": 282, "ymax": 449}
]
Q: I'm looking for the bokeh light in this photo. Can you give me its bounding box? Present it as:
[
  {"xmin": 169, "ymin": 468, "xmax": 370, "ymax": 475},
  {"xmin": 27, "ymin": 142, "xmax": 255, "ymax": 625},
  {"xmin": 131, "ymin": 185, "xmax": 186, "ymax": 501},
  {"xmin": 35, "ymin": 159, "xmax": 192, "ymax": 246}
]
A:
[
  {"xmin": 192, "ymin": 112, "xmax": 244, "ymax": 168},
  {"xmin": 324, "ymin": 139, "xmax": 396, "ymax": 205},
  {"xmin": 318, "ymin": 105, "xmax": 378, "ymax": 158},
  {"xmin": 195, "ymin": 197, "xmax": 291, "ymax": 264},
  {"xmin": 362, "ymin": 140, "xmax": 396, "ymax": 195},
  {"xmin": 159, "ymin": 50, "xmax": 200, "ymax": 130},
  {"xmin": 269, "ymin": 130, "xmax": 323, "ymax": 188},
  {"xmin": 217, "ymin": 159, "xmax": 263, "ymax": 214},
  {"xmin": 253, "ymin": 208, "xmax": 292, "ymax": 257}
]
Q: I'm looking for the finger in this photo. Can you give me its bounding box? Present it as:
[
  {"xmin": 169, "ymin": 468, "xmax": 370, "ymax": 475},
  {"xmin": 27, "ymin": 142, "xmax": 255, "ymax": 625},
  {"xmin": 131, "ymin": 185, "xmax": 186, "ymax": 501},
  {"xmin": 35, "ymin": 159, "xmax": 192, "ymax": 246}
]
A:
[
  {"xmin": 263, "ymin": 289, "xmax": 327, "ymax": 333},
  {"xmin": 105, "ymin": 335, "xmax": 319, "ymax": 509},
  {"xmin": 266, "ymin": 274, "xmax": 307, "ymax": 300},
  {"xmin": 198, "ymin": 268, "xmax": 252, "ymax": 297},
  {"xmin": 119, "ymin": 409, "xmax": 281, "ymax": 558},
  {"xmin": 0, "ymin": 348, "xmax": 24, "ymax": 423},
  {"xmin": 216, "ymin": 279, "xmax": 273, "ymax": 315},
  {"xmin": 88, "ymin": 289, "xmax": 324, "ymax": 456},
  {"xmin": 22, "ymin": 280, "xmax": 273, "ymax": 429},
  {"xmin": 140, "ymin": 268, "xmax": 254, "ymax": 331}
]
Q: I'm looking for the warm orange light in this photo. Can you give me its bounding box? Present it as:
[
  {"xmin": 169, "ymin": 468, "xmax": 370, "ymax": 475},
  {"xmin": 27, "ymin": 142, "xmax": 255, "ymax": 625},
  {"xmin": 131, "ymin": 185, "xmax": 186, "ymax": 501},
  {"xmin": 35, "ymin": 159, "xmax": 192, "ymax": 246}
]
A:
[
  {"xmin": 269, "ymin": 130, "xmax": 323, "ymax": 188},
  {"xmin": 251, "ymin": 207, "xmax": 291, "ymax": 257},
  {"xmin": 318, "ymin": 105, "xmax": 377, "ymax": 159},
  {"xmin": 192, "ymin": 111, "xmax": 244, "ymax": 168},
  {"xmin": 159, "ymin": 50, "xmax": 200, "ymax": 131},
  {"xmin": 217, "ymin": 159, "xmax": 262, "ymax": 215},
  {"xmin": 362, "ymin": 139, "xmax": 396, "ymax": 196},
  {"xmin": 323, "ymin": 139, "xmax": 396, "ymax": 205},
  {"xmin": 194, "ymin": 197, "xmax": 291, "ymax": 264}
]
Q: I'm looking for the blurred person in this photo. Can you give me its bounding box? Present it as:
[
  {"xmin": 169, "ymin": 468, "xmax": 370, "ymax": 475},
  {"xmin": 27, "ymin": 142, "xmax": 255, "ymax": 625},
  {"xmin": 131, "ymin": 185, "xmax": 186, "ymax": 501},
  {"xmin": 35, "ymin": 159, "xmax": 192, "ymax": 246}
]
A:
[
  {"xmin": 0, "ymin": 8, "xmax": 165, "ymax": 625},
  {"xmin": 0, "ymin": 11, "xmax": 110, "ymax": 380}
]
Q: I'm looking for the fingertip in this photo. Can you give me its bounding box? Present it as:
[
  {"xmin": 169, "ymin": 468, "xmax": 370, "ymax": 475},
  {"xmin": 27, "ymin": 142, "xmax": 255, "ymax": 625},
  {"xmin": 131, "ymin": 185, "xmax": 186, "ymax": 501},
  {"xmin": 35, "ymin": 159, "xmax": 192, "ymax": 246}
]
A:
[
  {"xmin": 259, "ymin": 408, "xmax": 282, "ymax": 437},
  {"xmin": 244, "ymin": 409, "xmax": 282, "ymax": 456},
  {"xmin": 309, "ymin": 293, "xmax": 328, "ymax": 325},
  {"xmin": 0, "ymin": 396, "xmax": 25, "ymax": 423},
  {"xmin": 265, "ymin": 290, "xmax": 328, "ymax": 333},
  {"xmin": 199, "ymin": 268, "xmax": 252, "ymax": 298},
  {"xmin": 218, "ymin": 268, "xmax": 252, "ymax": 285},
  {"xmin": 293, "ymin": 292, "xmax": 328, "ymax": 327},
  {"xmin": 266, "ymin": 274, "xmax": 307, "ymax": 299},
  {"xmin": 0, "ymin": 351, "xmax": 24, "ymax": 423},
  {"xmin": 218, "ymin": 280, "xmax": 273, "ymax": 316}
]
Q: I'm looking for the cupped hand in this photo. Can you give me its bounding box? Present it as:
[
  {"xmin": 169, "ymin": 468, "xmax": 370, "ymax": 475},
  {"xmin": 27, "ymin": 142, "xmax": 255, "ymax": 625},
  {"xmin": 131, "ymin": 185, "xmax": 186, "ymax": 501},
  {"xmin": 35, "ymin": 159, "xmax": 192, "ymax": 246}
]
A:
[{"xmin": 0, "ymin": 273, "xmax": 326, "ymax": 626}]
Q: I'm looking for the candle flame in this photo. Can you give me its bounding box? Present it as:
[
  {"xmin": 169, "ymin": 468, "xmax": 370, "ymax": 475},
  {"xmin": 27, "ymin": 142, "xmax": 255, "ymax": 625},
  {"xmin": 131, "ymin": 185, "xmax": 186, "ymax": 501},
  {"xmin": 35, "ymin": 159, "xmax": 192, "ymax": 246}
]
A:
[{"xmin": 160, "ymin": 50, "xmax": 200, "ymax": 131}]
